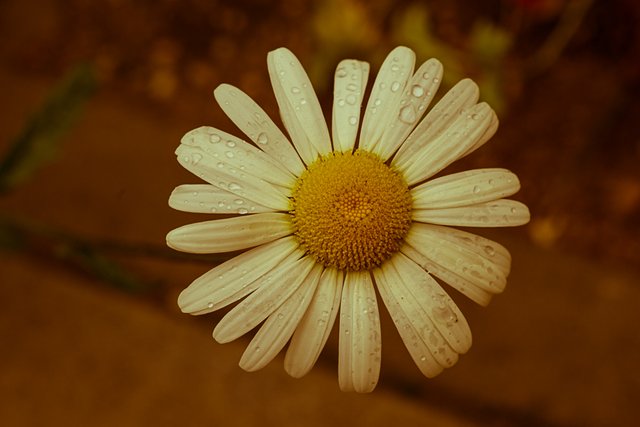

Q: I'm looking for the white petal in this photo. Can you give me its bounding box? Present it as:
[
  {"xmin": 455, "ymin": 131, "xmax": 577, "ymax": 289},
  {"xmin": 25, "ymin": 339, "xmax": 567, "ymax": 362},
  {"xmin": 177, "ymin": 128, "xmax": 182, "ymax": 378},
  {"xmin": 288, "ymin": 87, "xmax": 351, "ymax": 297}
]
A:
[
  {"xmin": 267, "ymin": 47, "xmax": 331, "ymax": 163},
  {"xmin": 338, "ymin": 271, "xmax": 381, "ymax": 393},
  {"xmin": 464, "ymin": 108, "xmax": 499, "ymax": 156},
  {"xmin": 413, "ymin": 199, "xmax": 531, "ymax": 227},
  {"xmin": 175, "ymin": 137, "xmax": 290, "ymax": 211},
  {"xmin": 400, "ymin": 103, "xmax": 497, "ymax": 185},
  {"xmin": 213, "ymin": 254, "xmax": 314, "ymax": 343},
  {"xmin": 402, "ymin": 244, "xmax": 493, "ymax": 306},
  {"xmin": 177, "ymin": 236, "xmax": 300, "ymax": 314},
  {"xmin": 360, "ymin": 46, "xmax": 416, "ymax": 154},
  {"xmin": 390, "ymin": 252, "xmax": 472, "ymax": 354},
  {"xmin": 393, "ymin": 78, "xmax": 479, "ymax": 173},
  {"xmin": 239, "ymin": 264, "xmax": 323, "ymax": 372},
  {"xmin": 332, "ymin": 60, "xmax": 369, "ymax": 153},
  {"xmin": 374, "ymin": 263, "xmax": 444, "ymax": 377},
  {"xmin": 402, "ymin": 223, "xmax": 513, "ymax": 304},
  {"xmin": 180, "ymin": 126, "xmax": 295, "ymax": 189},
  {"xmin": 166, "ymin": 212, "xmax": 293, "ymax": 254},
  {"xmin": 411, "ymin": 168, "xmax": 521, "ymax": 209},
  {"xmin": 213, "ymin": 84, "xmax": 305, "ymax": 176},
  {"xmin": 285, "ymin": 268, "xmax": 344, "ymax": 378},
  {"xmin": 169, "ymin": 184, "xmax": 274, "ymax": 215},
  {"xmin": 374, "ymin": 58, "xmax": 443, "ymax": 160}
]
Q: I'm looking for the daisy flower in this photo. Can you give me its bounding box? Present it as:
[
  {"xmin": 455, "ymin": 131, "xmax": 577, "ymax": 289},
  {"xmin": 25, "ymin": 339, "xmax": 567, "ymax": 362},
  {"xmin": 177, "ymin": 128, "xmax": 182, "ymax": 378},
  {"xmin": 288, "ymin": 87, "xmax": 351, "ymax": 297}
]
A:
[{"xmin": 167, "ymin": 46, "xmax": 530, "ymax": 393}]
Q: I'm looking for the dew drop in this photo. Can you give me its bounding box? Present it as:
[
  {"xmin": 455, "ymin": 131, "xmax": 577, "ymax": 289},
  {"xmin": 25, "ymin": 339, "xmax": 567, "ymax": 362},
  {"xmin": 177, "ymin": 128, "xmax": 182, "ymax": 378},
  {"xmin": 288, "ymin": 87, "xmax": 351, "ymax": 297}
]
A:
[
  {"xmin": 473, "ymin": 185, "xmax": 480, "ymax": 194},
  {"xmin": 346, "ymin": 83, "xmax": 357, "ymax": 92},
  {"xmin": 217, "ymin": 201, "xmax": 225, "ymax": 208},
  {"xmin": 346, "ymin": 94, "xmax": 357, "ymax": 105},
  {"xmin": 484, "ymin": 245, "xmax": 496, "ymax": 256},
  {"xmin": 291, "ymin": 86, "xmax": 301, "ymax": 94},
  {"xmin": 191, "ymin": 153, "xmax": 203, "ymax": 164},
  {"xmin": 336, "ymin": 67, "xmax": 348, "ymax": 78},
  {"xmin": 510, "ymin": 207, "xmax": 517, "ymax": 214},
  {"xmin": 390, "ymin": 81, "xmax": 401, "ymax": 92},
  {"xmin": 226, "ymin": 141, "xmax": 236, "ymax": 149},
  {"xmin": 300, "ymin": 98, "xmax": 307, "ymax": 105},
  {"xmin": 420, "ymin": 355, "xmax": 427, "ymax": 362},
  {"xmin": 348, "ymin": 116, "xmax": 358, "ymax": 125},
  {"xmin": 256, "ymin": 132, "xmax": 269, "ymax": 145},
  {"xmin": 217, "ymin": 162, "xmax": 225, "ymax": 168},
  {"xmin": 391, "ymin": 64, "xmax": 400, "ymax": 72},
  {"xmin": 207, "ymin": 302, "xmax": 214, "ymax": 308},
  {"xmin": 398, "ymin": 105, "xmax": 417, "ymax": 124},
  {"xmin": 238, "ymin": 207, "xmax": 249, "ymax": 214},
  {"xmin": 228, "ymin": 182, "xmax": 243, "ymax": 192},
  {"xmin": 210, "ymin": 207, "xmax": 217, "ymax": 213},
  {"xmin": 411, "ymin": 85, "xmax": 425, "ymax": 97},
  {"xmin": 337, "ymin": 98, "xmax": 345, "ymax": 107},
  {"xmin": 277, "ymin": 313, "xmax": 284, "ymax": 320},
  {"xmin": 225, "ymin": 151, "xmax": 235, "ymax": 159},
  {"xmin": 234, "ymin": 199, "xmax": 244, "ymax": 205},
  {"xmin": 210, "ymin": 134, "xmax": 221, "ymax": 143}
]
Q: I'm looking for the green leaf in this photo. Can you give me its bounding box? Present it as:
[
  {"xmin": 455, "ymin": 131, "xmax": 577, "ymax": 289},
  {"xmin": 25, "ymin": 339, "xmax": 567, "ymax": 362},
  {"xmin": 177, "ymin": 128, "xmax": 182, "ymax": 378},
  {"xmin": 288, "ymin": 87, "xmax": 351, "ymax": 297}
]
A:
[{"xmin": 0, "ymin": 64, "xmax": 97, "ymax": 193}]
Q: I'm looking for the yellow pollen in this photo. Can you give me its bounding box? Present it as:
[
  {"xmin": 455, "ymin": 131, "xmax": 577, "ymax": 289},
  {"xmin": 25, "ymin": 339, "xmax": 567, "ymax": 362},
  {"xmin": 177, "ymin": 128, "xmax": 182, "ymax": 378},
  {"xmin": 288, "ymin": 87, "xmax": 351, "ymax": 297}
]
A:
[{"xmin": 290, "ymin": 150, "xmax": 413, "ymax": 271}]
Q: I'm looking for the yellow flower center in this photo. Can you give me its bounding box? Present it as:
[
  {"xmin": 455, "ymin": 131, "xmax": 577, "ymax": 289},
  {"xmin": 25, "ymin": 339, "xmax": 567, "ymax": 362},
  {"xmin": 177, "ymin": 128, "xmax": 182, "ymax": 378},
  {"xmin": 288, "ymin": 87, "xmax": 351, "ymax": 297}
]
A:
[{"xmin": 290, "ymin": 151, "xmax": 413, "ymax": 271}]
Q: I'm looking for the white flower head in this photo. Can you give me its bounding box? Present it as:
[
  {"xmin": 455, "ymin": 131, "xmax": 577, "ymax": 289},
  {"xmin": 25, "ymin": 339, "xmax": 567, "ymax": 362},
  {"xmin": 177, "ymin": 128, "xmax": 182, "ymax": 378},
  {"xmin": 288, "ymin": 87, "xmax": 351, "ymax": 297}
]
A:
[{"xmin": 167, "ymin": 46, "xmax": 530, "ymax": 393}]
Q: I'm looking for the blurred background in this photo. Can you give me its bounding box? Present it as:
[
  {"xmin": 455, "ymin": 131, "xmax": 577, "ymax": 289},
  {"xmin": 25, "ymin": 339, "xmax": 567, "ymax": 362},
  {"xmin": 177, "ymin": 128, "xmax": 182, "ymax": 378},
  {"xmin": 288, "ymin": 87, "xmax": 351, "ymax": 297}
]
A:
[{"xmin": 1, "ymin": 0, "xmax": 639, "ymax": 425}]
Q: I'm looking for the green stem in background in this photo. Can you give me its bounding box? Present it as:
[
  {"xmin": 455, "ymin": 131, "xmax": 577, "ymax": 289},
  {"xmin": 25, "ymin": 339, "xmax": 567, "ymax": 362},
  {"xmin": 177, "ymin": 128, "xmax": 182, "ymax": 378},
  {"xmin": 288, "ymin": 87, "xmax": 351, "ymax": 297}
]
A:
[
  {"xmin": 526, "ymin": 0, "xmax": 595, "ymax": 77},
  {"xmin": 0, "ymin": 215, "xmax": 233, "ymax": 293},
  {"xmin": 0, "ymin": 64, "xmax": 97, "ymax": 193}
]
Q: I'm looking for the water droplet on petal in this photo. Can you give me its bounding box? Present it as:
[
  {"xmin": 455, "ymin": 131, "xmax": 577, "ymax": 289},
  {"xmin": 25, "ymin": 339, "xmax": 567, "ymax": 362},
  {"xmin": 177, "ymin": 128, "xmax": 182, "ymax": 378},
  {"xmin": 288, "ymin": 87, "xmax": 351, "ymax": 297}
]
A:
[
  {"xmin": 398, "ymin": 105, "xmax": 417, "ymax": 123},
  {"xmin": 374, "ymin": 98, "xmax": 381, "ymax": 106},
  {"xmin": 348, "ymin": 116, "xmax": 358, "ymax": 125},
  {"xmin": 391, "ymin": 64, "xmax": 400, "ymax": 72},
  {"xmin": 226, "ymin": 140, "xmax": 236, "ymax": 148},
  {"xmin": 256, "ymin": 132, "xmax": 269, "ymax": 145},
  {"xmin": 228, "ymin": 182, "xmax": 243, "ymax": 192},
  {"xmin": 346, "ymin": 94, "xmax": 357, "ymax": 105},
  {"xmin": 346, "ymin": 83, "xmax": 357, "ymax": 92},
  {"xmin": 234, "ymin": 199, "xmax": 244, "ymax": 205},
  {"xmin": 473, "ymin": 185, "xmax": 480, "ymax": 194},
  {"xmin": 336, "ymin": 67, "xmax": 347, "ymax": 78},
  {"xmin": 411, "ymin": 85, "xmax": 425, "ymax": 97},
  {"xmin": 210, "ymin": 134, "xmax": 221, "ymax": 143},
  {"xmin": 238, "ymin": 207, "xmax": 249, "ymax": 214},
  {"xmin": 484, "ymin": 245, "xmax": 496, "ymax": 256},
  {"xmin": 207, "ymin": 302, "xmax": 214, "ymax": 308},
  {"xmin": 390, "ymin": 81, "xmax": 401, "ymax": 92},
  {"xmin": 191, "ymin": 153, "xmax": 203, "ymax": 164},
  {"xmin": 225, "ymin": 151, "xmax": 234, "ymax": 159},
  {"xmin": 291, "ymin": 86, "xmax": 301, "ymax": 94}
]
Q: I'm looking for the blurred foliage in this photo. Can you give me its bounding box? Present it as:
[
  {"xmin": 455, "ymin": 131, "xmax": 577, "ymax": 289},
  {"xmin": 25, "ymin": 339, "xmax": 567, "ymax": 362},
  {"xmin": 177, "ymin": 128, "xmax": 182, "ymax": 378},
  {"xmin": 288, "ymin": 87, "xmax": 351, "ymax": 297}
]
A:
[
  {"xmin": 309, "ymin": 0, "xmax": 593, "ymax": 114},
  {"xmin": 0, "ymin": 64, "xmax": 97, "ymax": 193}
]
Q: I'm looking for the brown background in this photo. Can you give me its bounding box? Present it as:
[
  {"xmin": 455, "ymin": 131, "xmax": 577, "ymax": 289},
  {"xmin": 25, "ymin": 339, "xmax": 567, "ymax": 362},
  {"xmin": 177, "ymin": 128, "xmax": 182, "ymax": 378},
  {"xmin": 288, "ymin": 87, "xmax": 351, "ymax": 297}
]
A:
[{"xmin": 1, "ymin": 0, "xmax": 639, "ymax": 426}]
